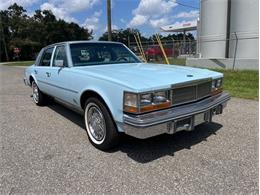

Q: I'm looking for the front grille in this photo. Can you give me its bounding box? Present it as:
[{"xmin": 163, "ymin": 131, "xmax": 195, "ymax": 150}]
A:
[
  {"xmin": 172, "ymin": 86, "xmax": 197, "ymax": 105},
  {"xmin": 197, "ymin": 81, "xmax": 212, "ymax": 99},
  {"xmin": 172, "ymin": 79, "xmax": 211, "ymax": 105}
]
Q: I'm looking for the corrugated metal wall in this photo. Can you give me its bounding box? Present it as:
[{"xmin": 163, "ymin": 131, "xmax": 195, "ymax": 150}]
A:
[
  {"xmin": 199, "ymin": 0, "xmax": 259, "ymax": 59},
  {"xmin": 228, "ymin": 0, "xmax": 258, "ymax": 59},
  {"xmin": 200, "ymin": 0, "xmax": 228, "ymax": 58}
]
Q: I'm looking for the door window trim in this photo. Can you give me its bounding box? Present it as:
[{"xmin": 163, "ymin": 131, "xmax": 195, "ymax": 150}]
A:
[
  {"xmin": 51, "ymin": 44, "xmax": 69, "ymax": 68},
  {"xmin": 38, "ymin": 46, "xmax": 55, "ymax": 67}
]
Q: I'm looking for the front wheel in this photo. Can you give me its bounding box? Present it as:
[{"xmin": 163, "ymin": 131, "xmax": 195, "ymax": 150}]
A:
[
  {"xmin": 84, "ymin": 97, "xmax": 119, "ymax": 150},
  {"xmin": 32, "ymin": 81, "xmax": 46, "ymax": 106}
]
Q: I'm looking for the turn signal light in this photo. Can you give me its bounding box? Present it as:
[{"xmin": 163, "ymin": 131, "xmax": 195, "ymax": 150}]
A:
[
  {"xmin": 124, "ymin": 105, "xmax": 138, "ymax": 113},
  {"xmin": 140, "ymin": 101, "xmax": 171, "ymax": 113},
  {"xmin": 211, "ymin": 88, "xmax": 223, "ymax": 96}
]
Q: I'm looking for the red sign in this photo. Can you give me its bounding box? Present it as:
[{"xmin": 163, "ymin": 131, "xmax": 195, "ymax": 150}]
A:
[{"xmin": 13, "ymin": 47, "xmax": 21, "ymax": 54}]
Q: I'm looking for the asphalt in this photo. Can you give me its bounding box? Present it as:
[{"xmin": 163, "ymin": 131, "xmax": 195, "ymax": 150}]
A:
[{"xmin": 0, "ymin": 65, "xmax": 258, "ymax": 194}]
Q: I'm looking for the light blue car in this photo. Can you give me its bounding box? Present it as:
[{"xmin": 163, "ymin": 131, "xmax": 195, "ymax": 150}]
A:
[{"xmin": 23, "ymin": 41, "xmax": 230, "ymax": 150}]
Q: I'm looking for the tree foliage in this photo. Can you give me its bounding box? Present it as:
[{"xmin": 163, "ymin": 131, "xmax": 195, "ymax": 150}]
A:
[
  {"xmin": 99, "ymin": 28, "xmax": 195, "ymax": 46},
  {"xmin": 0, "ymin": 3, "xmax": 195, "ymax": 62},
  {"xmin": 99, "ymin": 28, "xmax": 148, "ymax": 46},
  {"xmin": 0, "ymin": 3, "xmax": 93, "ymax": 61}
]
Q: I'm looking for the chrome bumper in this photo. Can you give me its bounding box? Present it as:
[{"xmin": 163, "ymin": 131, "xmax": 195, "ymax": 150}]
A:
[{"xmin": 123, "ymin": 92, "xmax": 230, "ymax": 139}]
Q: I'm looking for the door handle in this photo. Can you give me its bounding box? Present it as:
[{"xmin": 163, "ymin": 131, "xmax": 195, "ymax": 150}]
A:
[
  {"xmin": 46, "ymin": 72, "xmax": 51, "ymax": 77},
  {"xmin": 34, "ymin": 70, "xmax": 38, "ymax": 74}
]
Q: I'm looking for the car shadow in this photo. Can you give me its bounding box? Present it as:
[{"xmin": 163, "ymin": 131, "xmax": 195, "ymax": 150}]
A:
[
  {"xmin": 47, "ymin": 102, "xmax": 85, "ymax": 129},
  {"xmin": 47, "ymin": 102, "xmax": 223, "ymax": 163},
  {"xmin": 116, "ymin": 122, "xmax": 222, "ymax": 163}
]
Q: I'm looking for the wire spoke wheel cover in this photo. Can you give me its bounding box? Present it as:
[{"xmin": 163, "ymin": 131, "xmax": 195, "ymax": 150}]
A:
[
  {"xmin": 85, "ymin": 102, "xmax": 106, "ymax": 144},
  {"xmin": 32, "ymin": 82, "xmax": 39, "ymax": 103}
]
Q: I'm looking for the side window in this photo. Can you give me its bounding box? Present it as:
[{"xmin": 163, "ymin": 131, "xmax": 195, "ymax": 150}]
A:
[
  {"xmin": 39, "ymin": 47, "xmax": 54, "ymax": 66},
  {"xmin": 35, "ymin": 49, "xmax": 44, "ymax": 66},
  {"xmin": 53, "ymin": 46, "xmax": 68, "ymax": 67}
]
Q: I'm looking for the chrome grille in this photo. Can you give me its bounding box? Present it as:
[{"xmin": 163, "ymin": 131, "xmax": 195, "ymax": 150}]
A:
[
  {"xmin": 197, "ymin": 81, "xmax": 212, "ymax": 99},
  {"xmin": 172, "ymin": 86, "xmax": 196, "ymax": 105},
  {"xmin": 172, "ymin": 79, "xmax": 212, "ymax": 105}
]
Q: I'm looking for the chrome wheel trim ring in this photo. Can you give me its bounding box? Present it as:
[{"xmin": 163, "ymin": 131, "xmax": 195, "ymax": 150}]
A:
[
  {"xmin": 32, "ymin": 82, "xmax": 39, "ymax": 103},
  {"xmin": 85, "ymin": 102, "xmax": 106, "ymax": 145}
]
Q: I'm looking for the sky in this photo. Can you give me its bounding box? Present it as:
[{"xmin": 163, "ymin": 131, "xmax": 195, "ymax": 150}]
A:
[{"xmin": 0, "ymin": 0, "xmax": 200, "ymax": 39}]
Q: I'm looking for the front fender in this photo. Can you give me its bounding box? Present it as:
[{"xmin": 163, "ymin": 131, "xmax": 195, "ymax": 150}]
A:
[
  {"xmin": 78, "ymin": 85, "xmax": 125, "ymax": 126},
  {"xmin": 28, "ymin": 74, "xmax": 38, "ymax": 86},
  {"xmin": 25, "ymin": 65, "xmax": 37, "ymax": 86}
]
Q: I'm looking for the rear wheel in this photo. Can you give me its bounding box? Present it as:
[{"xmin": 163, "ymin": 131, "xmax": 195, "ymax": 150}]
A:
[
  {"xmin": 32, "ymin": 81, "xmax": 46, "ymax": 106},
  {"xmin": 84, "ymin": 97, "xmax": 119, "ymax": 150}
]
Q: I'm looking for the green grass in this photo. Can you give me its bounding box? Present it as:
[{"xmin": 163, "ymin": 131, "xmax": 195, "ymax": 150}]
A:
[
  {"xmin": 154, "ymin": 58, "xmax": 258, "ymax": 100},
  {"xmin": 2, "ymin": 61, "xmax": 34, "ymax": 66},
  {"xmin": 212, "ymin": 69, "xmax": 258, "ymax": 100},
  {"xmin": 153, "ymin": 58, "xmax": 186, "ymax": 66},
  {"xmin": 169, "ymin": 58, "xmax": 186, "ymax": 65}
]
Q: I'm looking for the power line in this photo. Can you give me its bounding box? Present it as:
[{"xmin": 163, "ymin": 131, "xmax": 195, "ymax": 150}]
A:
[{"xmin": 176, "ymin": 1, "xmax": 199, "ymax": 10}]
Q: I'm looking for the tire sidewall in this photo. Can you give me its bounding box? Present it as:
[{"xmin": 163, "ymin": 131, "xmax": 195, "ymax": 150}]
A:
[
  {"xmin": 32, "ymin": 81, "xmax": 40, "ymax": 104},
  {"xmin": 84, "ymin": 102, "xmax": 106, "ymax": 145},
  {"xmin": 84, "ymin": 97, "xmax": 119, "ymax": 150},
  {"xmin": 32, "ymin": 80, "xmax": 45, "ymax": 106}
]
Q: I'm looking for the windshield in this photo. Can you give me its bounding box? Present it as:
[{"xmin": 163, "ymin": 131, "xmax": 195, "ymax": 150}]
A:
[{"xmin": 70, "ymin": 42, "xmax": 141, "ymax": 66}]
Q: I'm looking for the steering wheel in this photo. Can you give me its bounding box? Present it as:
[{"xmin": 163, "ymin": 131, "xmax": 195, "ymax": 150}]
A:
[{"xmin": 116, "ymin": 57, "xmax": 128, "ymax": 62}]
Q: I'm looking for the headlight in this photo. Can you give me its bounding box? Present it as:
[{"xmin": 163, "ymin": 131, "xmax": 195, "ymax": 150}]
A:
[
  {"xmin": 124, "ymin": 92, "xmax": 138, "ymax": 113},
  {"xmin": 211, "ymin": 78, "xmax": 223, "ymax": 95},
  {"xmin": 140, "ymin": 93, "xmax": 152, "ymax": 106},
  {"xmin": 153, "ymin": 91, "xmax": 169, "ymax": 103},
  {"xmin": 124, "ymin": 90, "xmax": 171, "ymax": 113}
]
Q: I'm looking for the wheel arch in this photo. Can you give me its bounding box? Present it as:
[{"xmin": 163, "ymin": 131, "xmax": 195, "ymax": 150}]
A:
[
  {"xmin": 80, "ymin": 90, "xmax": 117, "ymax": 124},
  {"xmin": 29, "ymin": 75, "xmax": 38, "ymax": 86},
  {"xmin": 81, "ymin": 89, "xmax": 120, "ymax": 150}
]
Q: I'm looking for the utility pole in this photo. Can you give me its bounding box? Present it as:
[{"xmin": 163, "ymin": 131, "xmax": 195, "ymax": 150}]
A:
[{"xmin": 107, "ymin": 0, "xmax": 112, "ymax": 41}]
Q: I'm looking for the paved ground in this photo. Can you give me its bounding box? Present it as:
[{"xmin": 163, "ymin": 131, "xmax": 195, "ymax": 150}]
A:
[{"xmin": 0, "ymin": 65, "xmax": 258, "ymax": 194}]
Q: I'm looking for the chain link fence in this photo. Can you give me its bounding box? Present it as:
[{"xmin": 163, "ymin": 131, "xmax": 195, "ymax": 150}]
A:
[
  {"xmin": 129, "ymin": 40, "xmax": 197, "ymax": 62},
  {"xmin": 129, "ymin": 33, "xmax": 258, "ymax": 70}
]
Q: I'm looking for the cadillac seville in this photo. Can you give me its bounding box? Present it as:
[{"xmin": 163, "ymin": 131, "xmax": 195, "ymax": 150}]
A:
[{"xmin": 23, "ymin": 41, "xmax": 230, "ymax": 150}]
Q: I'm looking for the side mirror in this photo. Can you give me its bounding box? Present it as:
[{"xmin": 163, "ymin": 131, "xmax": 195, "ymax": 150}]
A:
[{"xmin": 55, "ymin": 60, "xmax": 64, "ymax": 67}]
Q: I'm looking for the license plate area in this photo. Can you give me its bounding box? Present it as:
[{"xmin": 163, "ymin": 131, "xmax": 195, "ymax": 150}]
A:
[
  {"xmin": 194, "ymin": 112, "xmax": 206, "ymax": 126},
  {"xmin": 175, "ymin": 117, "xmax": 193, "ymax": 131},
  {"xmin": 167, "ymin": 111, "xmax": 211, "ymax": 133}
]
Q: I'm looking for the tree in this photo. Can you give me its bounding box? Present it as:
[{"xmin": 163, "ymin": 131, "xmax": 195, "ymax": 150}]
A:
[
  {"xmin": 148, "ymin": 33, "xmax": 195, "ymax": 42},
  {"xmin": 0, "ymin": 3, "xmax": 93, "ymax": 61},
  {"xmin": 99, "ymin": 28, "xmax": 195, "ymax": 46},
  {"xmin": 0, "ymin": 10, "xmax": 10, "ymax": 61},
  {"xmin": 99, "ymin": 28, "xmax": 148, "ymax": 46}
]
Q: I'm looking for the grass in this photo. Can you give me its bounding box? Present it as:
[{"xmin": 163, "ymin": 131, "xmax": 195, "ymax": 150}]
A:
[
  {"xmin": 151, "ymin": 59, "xmax": 258, "ymax": 100},
  {"xmin": 212, "ymin": 69, "xmax": 259, "ymax": 100},
  {"xmin": 169, "ymin": 58, "xmax": 186, "ymax": 65},
  {"xmin": 153, "ymin": 58, "xmax": 186, "ymax": 66},
  {"xmin": 1, "ymin": 61, "xmax": 34, "ymax": 66}
]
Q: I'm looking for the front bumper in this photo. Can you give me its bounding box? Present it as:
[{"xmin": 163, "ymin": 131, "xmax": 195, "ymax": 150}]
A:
[{"xmin": 123, "ymin": 92, "xmax": 230, "ymax": 139}]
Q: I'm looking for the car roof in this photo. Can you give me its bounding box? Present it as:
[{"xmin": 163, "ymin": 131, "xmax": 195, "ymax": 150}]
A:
[{"xmin": 44, "ymin": 40, "xmax": 123, "ymax": 49}]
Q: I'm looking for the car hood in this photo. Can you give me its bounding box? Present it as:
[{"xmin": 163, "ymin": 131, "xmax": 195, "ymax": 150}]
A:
[{"xmin": 73, "ymin": 63, "xmax": 223, "ymax": 92}]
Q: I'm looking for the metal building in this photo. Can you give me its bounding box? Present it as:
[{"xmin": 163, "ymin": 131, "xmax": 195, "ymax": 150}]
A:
[{"xmin": 187, "ymin": 0, "xmax": 259, "ymax": 70}]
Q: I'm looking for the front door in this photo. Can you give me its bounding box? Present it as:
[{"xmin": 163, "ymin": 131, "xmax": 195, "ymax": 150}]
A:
[
  {"xmin": 48, "ymin": 45, "xmax": 78, "ymax": 106},
  {"xmin": 34, "ymin": 47, "xmax": 54, "ymax": 94}
]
